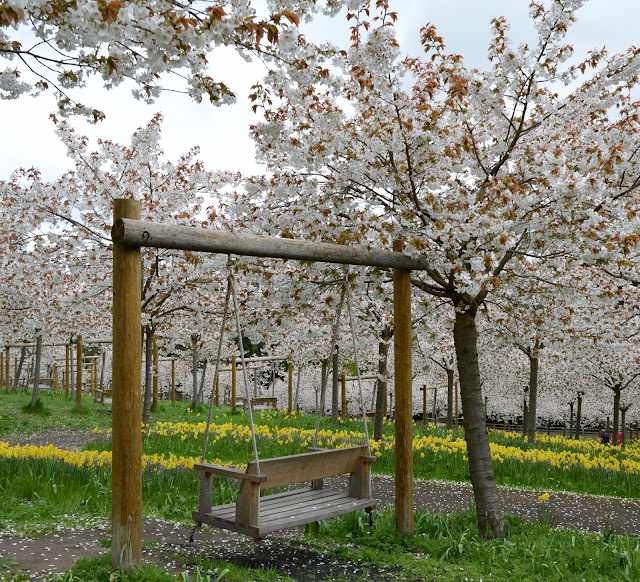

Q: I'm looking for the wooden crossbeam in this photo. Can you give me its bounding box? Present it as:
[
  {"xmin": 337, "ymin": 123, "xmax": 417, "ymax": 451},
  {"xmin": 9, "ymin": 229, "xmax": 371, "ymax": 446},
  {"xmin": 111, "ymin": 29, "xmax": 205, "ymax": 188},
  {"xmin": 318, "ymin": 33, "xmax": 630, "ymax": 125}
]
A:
[{"xmin": 112, "ymin": 218, "xmax": 430, "ymax": 271}]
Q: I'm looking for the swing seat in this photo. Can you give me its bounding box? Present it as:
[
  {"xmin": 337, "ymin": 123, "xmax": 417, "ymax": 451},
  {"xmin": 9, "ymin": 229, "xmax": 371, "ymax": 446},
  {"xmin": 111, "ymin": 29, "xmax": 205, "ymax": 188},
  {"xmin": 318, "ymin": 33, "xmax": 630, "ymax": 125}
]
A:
[{"xmin": 193, "ymin": 445, "xmax": 377, "ymax": 538}]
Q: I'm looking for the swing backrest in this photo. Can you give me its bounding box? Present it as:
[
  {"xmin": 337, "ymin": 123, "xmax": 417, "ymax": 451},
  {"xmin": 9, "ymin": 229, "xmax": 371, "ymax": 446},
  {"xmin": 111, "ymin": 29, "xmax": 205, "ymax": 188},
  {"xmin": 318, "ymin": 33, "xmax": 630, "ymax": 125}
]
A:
[{"xmin": 245, "ymin": 445, "xmax": 369, "ymax": 490}]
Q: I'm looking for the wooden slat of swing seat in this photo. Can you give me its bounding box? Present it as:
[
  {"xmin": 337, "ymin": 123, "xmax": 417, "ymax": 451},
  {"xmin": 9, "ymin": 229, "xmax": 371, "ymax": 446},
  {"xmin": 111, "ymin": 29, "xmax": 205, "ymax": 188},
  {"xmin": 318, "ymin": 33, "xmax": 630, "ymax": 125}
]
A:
[
  {"xmin": 194, "ymin": 487, "xmax": 376, "ymax": 537},
  {"xmin": 193, "ymin": 445, "xmax": 377, "ymax": 538}
]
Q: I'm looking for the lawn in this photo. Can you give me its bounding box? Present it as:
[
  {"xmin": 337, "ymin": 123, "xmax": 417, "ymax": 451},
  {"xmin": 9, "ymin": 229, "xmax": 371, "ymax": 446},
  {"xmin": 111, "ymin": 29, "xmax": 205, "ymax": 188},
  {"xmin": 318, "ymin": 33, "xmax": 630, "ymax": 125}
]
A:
[{"xmin": 1, "ymin": 389, "xmax": 639, "ymax": 581}]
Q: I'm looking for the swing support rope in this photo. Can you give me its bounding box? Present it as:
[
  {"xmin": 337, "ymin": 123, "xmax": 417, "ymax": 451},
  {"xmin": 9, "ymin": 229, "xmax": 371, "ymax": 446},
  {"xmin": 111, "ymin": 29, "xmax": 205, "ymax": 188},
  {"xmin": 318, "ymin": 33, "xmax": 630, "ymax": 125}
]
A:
[
  {"xmin": 312, "ymin": 279, "xmax": 347, "ymax": 448},
  {"xmin": 200, "ymin": 259, "xmax": 261, "ymax": 473},
  {"xmin": 345, "ymin": 283, "xmax": 372, "ymax": 454},
  {"xmin": 202, "ymin": 265, "xmax": 370, "ymax": 473},
  {"xmin": 312, "ymin": 274, "xmax": 371, "ymax": 456}
]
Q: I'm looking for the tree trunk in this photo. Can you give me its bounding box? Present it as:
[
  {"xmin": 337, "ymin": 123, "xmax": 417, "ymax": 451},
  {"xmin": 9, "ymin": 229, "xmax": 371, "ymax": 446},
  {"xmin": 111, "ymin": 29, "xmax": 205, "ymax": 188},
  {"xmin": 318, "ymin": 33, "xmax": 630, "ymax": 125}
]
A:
[
  {"xmin": 620, "ymin": 405, "xmax": 629, "ymax": 447},
  {"xmin": 69, "ymin": 337, "xmax": 75, "ymax": 397},
  {"xmin": 198, "ymin": 359, "xmax": 208, "ymax": 404},
  {"xmin": 142, "ymin": 326, "xmax": 153, "ymax": 426},
  {"xmin": 446, "ymin": 368, "xmax": 454, "ymax": 429},
  {"xmin": 612, "ymin": 389, "xmax": 621, "ymax": 445},
  {"xmin": 30, "ymin": 335, "xmax": 42, "ymax": 407},
  {"xmin": 575, "ymin": 393, "xmax": 583, "ymax": 440},
  {"xmin": 191, "ymin": 334, "xmax": 199, "ymax": 406},
  {"xmin": 526, "ymin": 349, "xmax": 539, "ymax": 443},
  {"xmin": 332, "ymin": 348, "xmax": 339, "ymax": 422},
  {"xmin": 319, "ymin": 359, "xmax": 328, "ymax": 416},
  {"xmin": 12, "ymin": 347, "xmax": 27, "ymax": 393},
  {"xmin": 99, "ymin": 350, "xmax": 106, "ymax": 393},
  {"xmin": 568, "ymin": 402, "xmax": 574, "ymax": 439},
  {"xmin": 374, "ymin": 328, "xmax": 391, "ymax": 441},
  {"xmin": 453, "ymin": 309, "xmax": 506, "ymax": 538},
  {"xmin": 522, "ymin": 399, "xmax": 529, "ymax": 438}
]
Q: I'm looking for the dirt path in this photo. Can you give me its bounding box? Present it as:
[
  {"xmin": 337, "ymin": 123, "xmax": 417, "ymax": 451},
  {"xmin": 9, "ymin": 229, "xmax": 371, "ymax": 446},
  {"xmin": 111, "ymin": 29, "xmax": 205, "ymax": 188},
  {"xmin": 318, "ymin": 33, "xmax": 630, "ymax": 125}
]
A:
[{"xmin": 2, "ymin": 430, "xmax": 639, "ymax": 580}]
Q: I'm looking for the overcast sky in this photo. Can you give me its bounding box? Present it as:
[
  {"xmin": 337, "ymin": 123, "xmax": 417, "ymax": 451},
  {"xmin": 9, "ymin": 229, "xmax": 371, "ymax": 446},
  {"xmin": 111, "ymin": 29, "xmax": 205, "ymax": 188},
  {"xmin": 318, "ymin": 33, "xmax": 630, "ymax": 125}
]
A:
[{"xmin": 3, "ymin": 1, "xmax": 639, "ymax": 180}]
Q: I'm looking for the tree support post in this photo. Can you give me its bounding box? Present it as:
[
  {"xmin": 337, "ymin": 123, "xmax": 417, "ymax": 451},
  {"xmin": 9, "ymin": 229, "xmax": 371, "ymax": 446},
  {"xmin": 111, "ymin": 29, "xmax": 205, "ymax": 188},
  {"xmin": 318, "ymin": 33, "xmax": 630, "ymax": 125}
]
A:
[
  {"xmin": 4, "ymin": 347, "xmax": 8, "ymax": 393},
  {"xmin": 75, "ymin": 335, "xmax": 83, "ymax": 408},
  {"xmin": 231, "ymin": 355, "xmax": 237, "ymax": 410},
  {"xmin": 153, "ymin": 338, "xmax": 159, "ymax": 408},
  {"xmin": 171, "ymin": 359, "xmax": 176, "ymax": 405},
  {"xmin": 393, "ymin": 240, "xmax": 413, "ymax": 536},
  {"xmin": 111, "ymin": 198, "xmax": 142, "ymax": 569},
  {"xmin": 288, "ymin": 357, "xmax": 293, "ymax": 414},
  {"xmin": 341, "ymin": 373, "xmax": 347, "ymax": 420},
  {"xmin": 65, "ymin": 344, "xmax": 70, "ymax": 397}
]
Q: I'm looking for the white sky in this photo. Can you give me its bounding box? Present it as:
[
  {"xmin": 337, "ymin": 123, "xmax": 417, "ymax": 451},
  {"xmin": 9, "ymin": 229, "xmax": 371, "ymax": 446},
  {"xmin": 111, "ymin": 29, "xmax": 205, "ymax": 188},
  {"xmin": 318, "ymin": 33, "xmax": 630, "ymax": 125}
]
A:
[{"xmin": 3, "ymin": 0, "xmax": 639, "ymax": 180}]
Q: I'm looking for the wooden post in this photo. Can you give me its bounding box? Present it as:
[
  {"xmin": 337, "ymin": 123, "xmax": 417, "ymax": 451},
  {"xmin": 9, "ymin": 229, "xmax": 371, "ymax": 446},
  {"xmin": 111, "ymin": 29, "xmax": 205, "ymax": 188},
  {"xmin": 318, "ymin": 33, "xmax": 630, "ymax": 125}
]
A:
[
  {"xmin": 171, "ymin": 359, "xmax": 176, "ymax": 405},
  {"xmin": 332, "ymin": 349, "xmax": 339, "ymax": 422},
  {"xmin": 4, "ymin": 347, "xmax": 8, "ymax": 393},
  {"xmin": 455, "ymin": 380, "xmax": 459, "ymax": 429},
  {"xmin": 215, "ymin": 374, "xmax": 220, "ymax": 407},
  {"xmin": 287, "ymin": 357, "xmax": 293, "ymax": 414},
  {"xmin": 393, "ymin": 240, "xmax": 413, "ymax": 536},
  {"xmin": 433, "ymin": 386, "xmax": 438, "ymax": 426},
  {"xmin": 111, "ymin": 198, "xmax": 142, "ymax": 568},
  {"xmin": 152, "ymin": 338, "xmax": 158, "ymax": 409},
  {"xmin": 0, "ymin": 349, "xmax": 3, "ymax": 390},
  {"xmin": 341, "ymin": 372, "xmax": 347, "ymax": 420},
  {"xmin": 53, "ymin": 363, "xmax": 58, "ymax": 393},
  {"xmin": 421, "ymin": 385, "xmax": 427, "ymax": 425},
  {"xmin": 65, "ymin": 344, "xmax": 70, "ymax": 397},
  {"xmin": 231, "ymin": 355, "xmax": 237, "ymax": 410},
  {"xmin": 75, "ymin": 335, "xmax": 83, "ymax": 408}
]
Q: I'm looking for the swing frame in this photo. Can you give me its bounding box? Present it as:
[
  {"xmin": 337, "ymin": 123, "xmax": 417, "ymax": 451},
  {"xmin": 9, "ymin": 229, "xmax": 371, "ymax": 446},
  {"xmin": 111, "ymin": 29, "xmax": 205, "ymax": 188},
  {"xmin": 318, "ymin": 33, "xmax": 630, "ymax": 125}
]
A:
[{"xmin": 111, "ymin": 200, "xmax": 420, "ymax": 567}]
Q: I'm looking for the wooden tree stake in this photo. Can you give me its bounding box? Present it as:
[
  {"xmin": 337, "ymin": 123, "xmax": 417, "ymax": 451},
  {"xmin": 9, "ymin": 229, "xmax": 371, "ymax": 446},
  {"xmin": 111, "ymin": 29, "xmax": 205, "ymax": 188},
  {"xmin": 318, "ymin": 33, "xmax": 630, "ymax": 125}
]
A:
[
  {"xmin": 288, "ymin": 358, "xmax": 293, "ymax": 414},
  {"xmin": 75, "ymin": 335, "xmax": 83, "ymax": 408}
]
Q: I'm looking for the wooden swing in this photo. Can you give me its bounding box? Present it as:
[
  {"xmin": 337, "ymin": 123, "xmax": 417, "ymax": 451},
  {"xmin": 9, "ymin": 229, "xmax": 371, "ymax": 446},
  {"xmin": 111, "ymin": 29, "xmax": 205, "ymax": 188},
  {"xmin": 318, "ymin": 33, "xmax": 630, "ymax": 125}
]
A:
[{"xmin": 192, "ymin": 267, "xmax": 377, "ymax": 539}]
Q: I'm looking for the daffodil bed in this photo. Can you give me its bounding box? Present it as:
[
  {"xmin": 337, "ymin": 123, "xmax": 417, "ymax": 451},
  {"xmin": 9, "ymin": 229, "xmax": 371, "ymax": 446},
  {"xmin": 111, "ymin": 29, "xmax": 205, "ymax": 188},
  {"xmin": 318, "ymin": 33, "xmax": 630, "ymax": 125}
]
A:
[
  {"xmin": 3, "ymin": 393, "xmax": 640, "ymax": 581},
  {"xmin": 2, "ymin": 400, "xmax": 640, "ymax": 531}
]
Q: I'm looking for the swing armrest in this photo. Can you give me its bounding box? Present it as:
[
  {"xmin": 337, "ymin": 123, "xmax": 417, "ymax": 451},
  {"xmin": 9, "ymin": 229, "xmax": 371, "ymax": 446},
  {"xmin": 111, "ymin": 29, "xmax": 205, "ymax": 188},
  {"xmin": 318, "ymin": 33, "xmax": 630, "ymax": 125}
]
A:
[
  {"xmin": 360, "ymin": 455, "xmax": 378, "ymax": 465},
  {"xmin": 194, "ymin": 463, "xmax": 267, "ymax": 483}
]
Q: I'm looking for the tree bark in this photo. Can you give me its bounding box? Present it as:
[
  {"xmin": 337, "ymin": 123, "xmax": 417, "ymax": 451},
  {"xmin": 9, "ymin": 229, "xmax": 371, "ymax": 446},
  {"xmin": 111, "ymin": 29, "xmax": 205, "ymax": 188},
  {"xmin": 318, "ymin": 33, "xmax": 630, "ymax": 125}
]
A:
[
  {"xmin": 453, "ymin": 308, "xmax": 505, "ymax": 538},
  {"xmin": 374, "ymin": 328, "xmax": 391, "ymax": 441},
  {"xmin": 446, "ymin": 368, "xmax": 454, "ymax": 429},
  {"xmin": 142, "ymin": 325, "xmax": 153, "ymax": 426},
  {"xmin": 575, "ymin": 392, "xmax": 583, "ymax": 440},
  {"xmin": 332, "ymin": 348, "xmax": 339, "ymax": 422},
  {"xmin": 526, "ymin": 348, "xmax": 539, "ymax": 443},
  {"xmin": 612, "ymin": 389, "xmax": 621, "ymax": 445},
  {"xmin": 30, "ymin": 335, "xmax": 42, "ymax": 407},
  {"xmin": 191, "ymin": 334, "xmax": 199, "ymax": 406},
  {"xmin": 198, "ymin": 359, "xmax": 208, "ymax": 404},
  {"xmin": 12, "ymin": 346, "xmax": 27, "ymax": 393}
]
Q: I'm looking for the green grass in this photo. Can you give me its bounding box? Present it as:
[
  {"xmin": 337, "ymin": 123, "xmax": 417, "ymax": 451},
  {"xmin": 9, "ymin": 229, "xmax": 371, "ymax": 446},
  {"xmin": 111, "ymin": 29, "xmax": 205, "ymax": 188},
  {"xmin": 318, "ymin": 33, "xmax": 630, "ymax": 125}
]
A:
[
  {"xmin": 304, "ymin": 507, "xmax": 640, "ymax": 581},
  {"xmin": 3, "ymin": 390, "xmax": 640, "ymax": 581}
]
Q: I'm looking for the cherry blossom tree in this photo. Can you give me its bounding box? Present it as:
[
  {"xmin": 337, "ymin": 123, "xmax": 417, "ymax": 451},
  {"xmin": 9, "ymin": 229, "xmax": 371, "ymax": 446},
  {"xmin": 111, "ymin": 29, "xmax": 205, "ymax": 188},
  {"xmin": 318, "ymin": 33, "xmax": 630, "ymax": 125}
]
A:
[
  {"xmin": 0, "ymin": 0, "xmax": 345, "ymax": 119},
  {"xmin": 0, "ymin": 114, "xmax": 233, "ymax": 414},
  {"xmin": 240, "ymin": 0, "xmax": 640, "ymax": 537}
]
